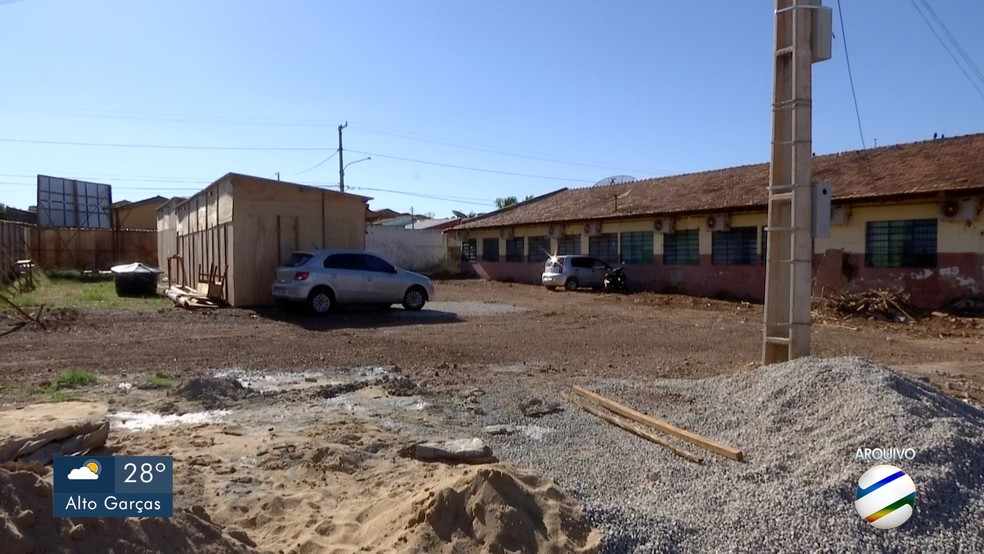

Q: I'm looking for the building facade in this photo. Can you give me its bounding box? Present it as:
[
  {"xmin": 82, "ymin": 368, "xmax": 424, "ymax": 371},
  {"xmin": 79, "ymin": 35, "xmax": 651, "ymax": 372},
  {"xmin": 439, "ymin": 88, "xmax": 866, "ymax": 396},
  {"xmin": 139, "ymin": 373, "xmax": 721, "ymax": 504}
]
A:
[{"xmin": 453, "ymin": 134, "xmax": 984, "ymax": 309}]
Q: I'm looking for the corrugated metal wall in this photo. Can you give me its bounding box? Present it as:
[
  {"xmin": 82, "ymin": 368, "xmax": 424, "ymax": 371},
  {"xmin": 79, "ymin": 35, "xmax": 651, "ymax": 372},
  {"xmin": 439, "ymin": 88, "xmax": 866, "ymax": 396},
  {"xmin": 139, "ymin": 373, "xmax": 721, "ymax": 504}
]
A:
[{"xmin": 0, "ymin": 220, "xmax": 30, "ymax": 285}]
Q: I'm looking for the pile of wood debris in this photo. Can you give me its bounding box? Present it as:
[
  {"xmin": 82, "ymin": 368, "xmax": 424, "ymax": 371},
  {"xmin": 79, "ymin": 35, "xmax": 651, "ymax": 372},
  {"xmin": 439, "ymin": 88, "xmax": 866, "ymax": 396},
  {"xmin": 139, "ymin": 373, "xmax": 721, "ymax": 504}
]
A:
[
  {"xmin": 815, "ymin": 288, "xmax": 918, "ymax": 324},
  {"xmin": 164, "ymin": 285, "xmax": 226, "ymax": 310}
]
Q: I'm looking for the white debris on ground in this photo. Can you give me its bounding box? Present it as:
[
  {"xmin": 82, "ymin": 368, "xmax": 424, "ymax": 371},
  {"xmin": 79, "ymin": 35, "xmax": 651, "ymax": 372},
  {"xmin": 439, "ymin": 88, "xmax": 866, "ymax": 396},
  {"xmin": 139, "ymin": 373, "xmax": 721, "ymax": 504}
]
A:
[
  {"xmin": 111, "ymin": 410, "xmax": 230, "ymax": 431},
  {"xmin": 467, "ymin": 357, "xmax": 984, "ymax": 553}
]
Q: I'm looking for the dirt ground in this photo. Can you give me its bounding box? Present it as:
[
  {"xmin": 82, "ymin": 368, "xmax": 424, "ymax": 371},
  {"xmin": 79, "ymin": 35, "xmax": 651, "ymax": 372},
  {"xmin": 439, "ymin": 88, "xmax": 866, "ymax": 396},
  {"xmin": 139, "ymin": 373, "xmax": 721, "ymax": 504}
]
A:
[
  {"xmin": 1, "ymin": 279, "xmax": 983, "ymax": 552},
  {"xmin": 2, "ymin": 279, "xmax": 983, "ymax": 402}
]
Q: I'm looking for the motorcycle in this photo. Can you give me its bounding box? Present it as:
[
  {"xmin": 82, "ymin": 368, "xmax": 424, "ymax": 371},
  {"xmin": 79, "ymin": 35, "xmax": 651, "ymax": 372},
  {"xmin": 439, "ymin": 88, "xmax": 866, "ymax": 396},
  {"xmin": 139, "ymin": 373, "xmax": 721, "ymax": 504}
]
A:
[{"xmin": 603, "ymin": 264, "xmax": 628, "ymax": 293}]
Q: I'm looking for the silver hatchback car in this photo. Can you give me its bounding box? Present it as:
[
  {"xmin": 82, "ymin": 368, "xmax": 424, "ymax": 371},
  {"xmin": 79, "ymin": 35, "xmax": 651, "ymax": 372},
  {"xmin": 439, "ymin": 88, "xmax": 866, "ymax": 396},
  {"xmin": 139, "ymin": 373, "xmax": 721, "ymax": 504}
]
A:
[
  {"xmin": 541, "ymin": 255, "xmax": 612, "ymax": 291},
  {"xmin": 272, "ymin": 249, "xmax": 435, "ymax": 314}
]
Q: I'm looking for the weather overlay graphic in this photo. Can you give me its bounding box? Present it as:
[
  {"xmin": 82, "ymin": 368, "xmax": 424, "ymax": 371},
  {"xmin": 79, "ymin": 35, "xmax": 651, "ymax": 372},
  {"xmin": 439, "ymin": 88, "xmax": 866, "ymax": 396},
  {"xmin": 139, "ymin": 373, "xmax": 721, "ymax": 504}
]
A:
[
  {"xmin": 53, "ymin": 456, "xmax": 173, "ymax": 518},
  {"xmin": 854, "ymin": 464, "xmax": 916, "ymax": 529}
]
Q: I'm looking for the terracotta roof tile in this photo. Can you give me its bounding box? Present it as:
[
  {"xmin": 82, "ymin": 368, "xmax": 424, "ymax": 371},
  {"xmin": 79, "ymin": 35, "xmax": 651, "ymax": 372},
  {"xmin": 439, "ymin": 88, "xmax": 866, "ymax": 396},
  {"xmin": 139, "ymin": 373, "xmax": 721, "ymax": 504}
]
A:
[{"xmin": 459, "ymin": 133, "xmax": 984, "ymax": 229}]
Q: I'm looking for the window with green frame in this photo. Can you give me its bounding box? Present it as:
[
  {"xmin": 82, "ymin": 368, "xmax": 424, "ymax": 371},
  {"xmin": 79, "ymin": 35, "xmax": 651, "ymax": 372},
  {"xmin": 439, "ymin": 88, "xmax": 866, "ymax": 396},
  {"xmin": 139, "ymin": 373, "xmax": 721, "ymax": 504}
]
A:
[
  {"xmin": 589, "ymin": 233, "xmax": 618, "ymax": 265},
  {"xmin": 528, "ymin": 236, "xmax": 550, "ymax": 262},
  {"xmin": 481, "ymin": 237, "xmax": 499, "ymax": 262},
  {"xmin": 557, "ymin": 235, "xmax": 581, "ymax": 255},
  {"xmin": 505, "ymin": 237, "xmax": 524, "ymax": 262},
  {"xmin": 711, "ymin": 227, "xmax": 758, "ymax": 265},
  {"xmin": 620, "ymin": 231, "xmax": 654, "ymax": 264},
  {"xmin": 865, "ymin": 219, "xmax": 937, "ymax": 268},
  {"xmin": 663, "ymin": 229, "xmax": 699, "ymax": 265}
]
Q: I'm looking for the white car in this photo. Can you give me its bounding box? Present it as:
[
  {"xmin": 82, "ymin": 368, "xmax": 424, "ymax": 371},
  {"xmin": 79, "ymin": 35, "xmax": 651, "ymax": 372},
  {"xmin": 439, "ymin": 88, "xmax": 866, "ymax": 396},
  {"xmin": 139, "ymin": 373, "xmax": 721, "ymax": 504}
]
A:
[
  {"xmin": 272, "ymin": 249, "xmax": 435, "ymax": 314},
  {"xmin": 542, "ymin": 255, "xmax": 612, "ymax": 291}
]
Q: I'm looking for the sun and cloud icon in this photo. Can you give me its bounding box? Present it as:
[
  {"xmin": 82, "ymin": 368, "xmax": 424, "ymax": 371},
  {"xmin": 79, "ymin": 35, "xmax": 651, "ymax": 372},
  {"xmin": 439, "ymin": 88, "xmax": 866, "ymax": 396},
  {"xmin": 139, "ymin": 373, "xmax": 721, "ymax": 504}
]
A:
[{"xmin": 67, "ymin": 459, "xmax": 102, "ymax": 480}]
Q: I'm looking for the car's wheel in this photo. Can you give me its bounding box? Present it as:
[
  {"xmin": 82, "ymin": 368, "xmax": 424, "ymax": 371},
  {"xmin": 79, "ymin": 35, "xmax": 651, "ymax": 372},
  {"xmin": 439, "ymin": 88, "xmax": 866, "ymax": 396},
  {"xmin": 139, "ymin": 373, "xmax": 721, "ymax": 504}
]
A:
[
  {"xmin": 307, "ymin": 287, "xmax": 334, "ymax": 315},
  {"xmin": 564, "ymin": 278, "xmax": 579, "ymax": 291},
  {"xmin": 402, "ymin": 286, "xmax": 427, "ymax": 311}
]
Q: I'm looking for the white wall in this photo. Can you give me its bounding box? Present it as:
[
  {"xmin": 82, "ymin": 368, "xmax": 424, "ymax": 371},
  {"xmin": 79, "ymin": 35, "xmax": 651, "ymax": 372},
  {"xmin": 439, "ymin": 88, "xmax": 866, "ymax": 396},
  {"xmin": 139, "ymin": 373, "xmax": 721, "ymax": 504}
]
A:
[{"xmin": 366, "ymin": 226, "xmax": 453, "ymax": 274}]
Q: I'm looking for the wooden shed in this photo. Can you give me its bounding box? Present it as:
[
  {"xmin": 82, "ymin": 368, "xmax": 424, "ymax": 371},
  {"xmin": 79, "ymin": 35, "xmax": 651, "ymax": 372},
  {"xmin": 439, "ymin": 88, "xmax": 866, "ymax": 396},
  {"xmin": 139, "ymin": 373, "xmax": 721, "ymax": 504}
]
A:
[{"xmin": 156, "ymin": 173, "xmax": 369, "ymax": 306}]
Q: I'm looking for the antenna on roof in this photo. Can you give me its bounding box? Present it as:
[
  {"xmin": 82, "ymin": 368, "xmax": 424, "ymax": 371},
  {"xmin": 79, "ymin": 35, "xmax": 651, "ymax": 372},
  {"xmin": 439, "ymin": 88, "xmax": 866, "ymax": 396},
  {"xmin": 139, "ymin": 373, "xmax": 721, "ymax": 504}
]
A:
[{"xmin": 592, "ymin": 175, "xmax": 636, "ymax": 187}]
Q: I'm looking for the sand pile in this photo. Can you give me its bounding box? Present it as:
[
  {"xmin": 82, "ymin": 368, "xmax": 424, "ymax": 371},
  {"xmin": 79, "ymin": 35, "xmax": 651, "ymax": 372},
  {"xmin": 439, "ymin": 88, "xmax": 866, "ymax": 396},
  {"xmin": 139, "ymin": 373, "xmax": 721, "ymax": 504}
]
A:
[
  {"xmin": 389, "ymin": 465, "xmax": 599, "ymax": 553},
  {"xmin": 200, "ymin": 420, "xmax": 600, "ymax": 553},
  {"xmin": 220, "ymin": 461, "xmax": 600, "ymax": 553},
  {"xmin": 0, "ymin": 465, "xmax": 254, "ymax": 553}
]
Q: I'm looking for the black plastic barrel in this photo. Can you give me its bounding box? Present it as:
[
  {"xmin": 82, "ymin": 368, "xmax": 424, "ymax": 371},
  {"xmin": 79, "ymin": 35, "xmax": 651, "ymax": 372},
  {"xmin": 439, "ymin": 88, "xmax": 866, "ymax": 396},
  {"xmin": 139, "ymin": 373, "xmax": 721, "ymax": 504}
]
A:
[
  {"xmin": 110, "ymin": 263, "xmax": 163, "ymax": 297},
  {"xmin": 113, "ymin": 272, "xmax": 159, "ymax": 296}
]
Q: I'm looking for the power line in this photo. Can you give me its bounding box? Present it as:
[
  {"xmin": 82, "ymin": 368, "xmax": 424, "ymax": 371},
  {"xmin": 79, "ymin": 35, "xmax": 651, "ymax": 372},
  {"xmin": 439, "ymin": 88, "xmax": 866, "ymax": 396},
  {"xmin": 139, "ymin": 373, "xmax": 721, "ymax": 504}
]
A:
[
  {"xmin": 0, "ymin": 174, "xmax": 495, "ymax": 205},
  {"xmin": 292, "ymin": 150, "xmax": 339, "ymax": 176},
  {"xmin": 910, "ymin": 0, "xmax": 984, "ymax": 101},
  {"xmin": 836, "ymin": 0, "xmax": 866, "ymax": 149},
  {"xmin": 348, "ymin": 186, "xmax": 494, "ymax": 207},
  {"xmin": 0, "ymin": 138, "xmax": 328, "ymax": 151},
  {"xmin": 345, "ymin": 149, "xmax": 591, "ymax": 184},
  {"xmin": 0, "ymin": 102, "xmax": 343, "ymax": 128},
  {"xmin": 917, "ymin": 0, "xmax": 984, "ymax": 86},
  {"xmin": 350, "ymin": 122, "xmax": 665, "ymax": 175},
  {"xmin": 0, "ymin": 102, "xmax": 661, "ymax": 175}
]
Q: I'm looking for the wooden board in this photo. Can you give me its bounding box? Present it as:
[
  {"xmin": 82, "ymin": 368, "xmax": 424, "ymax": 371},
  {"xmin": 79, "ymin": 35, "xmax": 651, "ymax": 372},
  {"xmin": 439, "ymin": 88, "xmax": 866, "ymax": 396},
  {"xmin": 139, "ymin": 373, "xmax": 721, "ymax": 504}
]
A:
[
  {"xmin": 565, "ymin": 393, "xmax": 702, "ymax": 464},
  {"xmin": 571, "ymin": 386, "xmax": 743, "ymax": 461}
]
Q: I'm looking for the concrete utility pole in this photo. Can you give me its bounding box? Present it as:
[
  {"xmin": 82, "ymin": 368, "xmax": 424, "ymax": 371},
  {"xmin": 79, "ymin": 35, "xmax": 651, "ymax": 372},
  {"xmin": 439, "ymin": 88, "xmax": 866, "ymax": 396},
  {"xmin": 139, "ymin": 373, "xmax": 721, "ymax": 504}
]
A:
[
  {"xmin": 338, "ymin": 121, "xmax": 348, "ymax": 193},
  {"xmin": 763, "ymin": 0, "xmax": 831, "ymax": 364}
]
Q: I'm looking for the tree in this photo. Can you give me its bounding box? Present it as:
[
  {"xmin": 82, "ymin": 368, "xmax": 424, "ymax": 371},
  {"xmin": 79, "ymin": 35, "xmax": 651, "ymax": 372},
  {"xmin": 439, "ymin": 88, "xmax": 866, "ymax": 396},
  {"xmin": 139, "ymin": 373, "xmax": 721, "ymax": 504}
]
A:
[{"xmin": 494, "ymin": 196, "xmax": 518, "ymax": 209}]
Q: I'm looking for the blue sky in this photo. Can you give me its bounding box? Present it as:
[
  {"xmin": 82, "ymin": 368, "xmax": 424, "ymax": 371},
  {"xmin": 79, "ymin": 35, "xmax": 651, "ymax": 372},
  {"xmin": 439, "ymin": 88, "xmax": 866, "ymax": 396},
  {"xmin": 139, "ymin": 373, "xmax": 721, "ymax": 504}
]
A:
[{"xmin": 2, "ymin": 0, "xmax": 982, "ymax": 217}]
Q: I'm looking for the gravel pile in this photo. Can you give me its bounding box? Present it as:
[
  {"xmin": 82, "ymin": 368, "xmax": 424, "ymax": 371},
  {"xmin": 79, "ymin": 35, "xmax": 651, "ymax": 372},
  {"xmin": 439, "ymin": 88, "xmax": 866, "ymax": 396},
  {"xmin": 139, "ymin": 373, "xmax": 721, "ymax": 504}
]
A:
[{"xmin": 458, "ymin": 357, "xmax": 984, "ymax": 553}]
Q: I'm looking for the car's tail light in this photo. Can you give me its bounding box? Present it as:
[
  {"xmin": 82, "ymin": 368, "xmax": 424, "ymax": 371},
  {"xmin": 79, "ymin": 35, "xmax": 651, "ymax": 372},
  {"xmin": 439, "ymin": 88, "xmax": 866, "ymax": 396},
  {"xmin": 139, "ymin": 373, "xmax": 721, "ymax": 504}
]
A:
[{"xmin": 294, "ymin": 271, "xmax": 309, "ymax": 281}]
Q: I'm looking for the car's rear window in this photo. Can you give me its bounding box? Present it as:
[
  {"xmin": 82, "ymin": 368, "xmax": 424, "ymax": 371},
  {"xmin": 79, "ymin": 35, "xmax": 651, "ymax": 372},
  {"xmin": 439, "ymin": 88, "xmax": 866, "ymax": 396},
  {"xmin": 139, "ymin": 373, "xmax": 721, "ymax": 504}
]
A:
[
  {"xmin": 544, "ymin": 258, "xmax": 562, "ymax": 270},
  {"xmin": 282, "ymin": 253, "xmax": 313, "ymax": 267}
]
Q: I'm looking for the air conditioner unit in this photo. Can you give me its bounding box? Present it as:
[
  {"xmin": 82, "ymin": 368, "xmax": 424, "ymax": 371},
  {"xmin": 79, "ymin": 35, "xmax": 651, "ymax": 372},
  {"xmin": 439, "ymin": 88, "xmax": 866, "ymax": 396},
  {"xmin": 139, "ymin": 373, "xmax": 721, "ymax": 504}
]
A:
[
  {"xmin": 548, "ymin": 224, "xmax": 563, "ymax": 239},
  {"xmin": 653, "ymin": 217, "xmax": 675, "ymax": 234},
  {"xmin": 830, "ymin": 205, "xmax": 851, "ymax": 226},
  {"xmin": 584, "ymin": 221, "xmax": 602, "ymax": 237},
  {"xmin": 705, "ymin": 214, "xmax": 730, "ymax": 232},
  {"xmin": 939, "ymin": 197, "xmax": 981, "ymax": 222},
  {"xmin": 499, "ymin": 227, "xmax": 515, "ymax": 239}
]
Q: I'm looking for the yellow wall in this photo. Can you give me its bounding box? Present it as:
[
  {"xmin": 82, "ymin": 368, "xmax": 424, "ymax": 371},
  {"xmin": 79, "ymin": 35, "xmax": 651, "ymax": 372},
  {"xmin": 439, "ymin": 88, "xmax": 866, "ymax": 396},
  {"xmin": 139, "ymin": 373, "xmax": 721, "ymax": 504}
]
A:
[
  {"xmin": 463, "ymin": 200, "xmax": 983, "ymax": 261},
  {"xmin": 817, "ymin": 200, "xmax": 984, "ymax": 254},
  {"xmin": 466, "ymin": 211, "xmax": 770, "ymax": 258},
  {"xmin": 114, "ymin": 200, "xmax": 165, "ymax": 230}
]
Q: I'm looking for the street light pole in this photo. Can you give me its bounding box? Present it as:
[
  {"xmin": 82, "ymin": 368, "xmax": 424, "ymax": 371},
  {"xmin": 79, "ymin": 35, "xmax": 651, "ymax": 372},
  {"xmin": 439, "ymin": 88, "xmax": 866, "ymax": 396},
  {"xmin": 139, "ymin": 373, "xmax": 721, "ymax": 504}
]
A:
[
  {"xmin": 340, "ymin": 157, "xmax": 371, "ymax": 193},
  {"xmin": 338, "ymin": 121, "xmax": 348, "ymax": 192}
]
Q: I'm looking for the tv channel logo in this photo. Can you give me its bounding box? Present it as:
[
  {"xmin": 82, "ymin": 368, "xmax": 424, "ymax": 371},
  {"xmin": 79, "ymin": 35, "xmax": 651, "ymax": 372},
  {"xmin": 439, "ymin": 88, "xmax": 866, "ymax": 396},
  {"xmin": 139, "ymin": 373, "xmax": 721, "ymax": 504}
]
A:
[{"xmin": 854, "ymin": 464, "xmax": 916, "ymax": 529}]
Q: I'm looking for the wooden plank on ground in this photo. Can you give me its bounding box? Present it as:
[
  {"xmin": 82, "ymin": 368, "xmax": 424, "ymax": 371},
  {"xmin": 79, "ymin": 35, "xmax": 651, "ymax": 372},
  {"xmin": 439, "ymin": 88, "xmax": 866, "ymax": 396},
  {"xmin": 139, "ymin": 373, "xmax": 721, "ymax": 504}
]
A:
[
  {"xmin": 565, "ymin": 393, "xmax": 702, "ymax": 464},
  {"xmin": 571, "ymin": 385, "xmax": 743, "ymax": 461}
]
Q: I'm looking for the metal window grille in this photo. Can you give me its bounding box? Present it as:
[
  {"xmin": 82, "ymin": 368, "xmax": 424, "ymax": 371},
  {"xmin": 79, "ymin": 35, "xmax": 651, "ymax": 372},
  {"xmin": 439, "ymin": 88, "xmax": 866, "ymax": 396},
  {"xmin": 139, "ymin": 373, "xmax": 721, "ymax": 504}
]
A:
[
  {"xmin": 557, "ymin": 235, "xmax": 581, "ymax": 255},
  {"xmin": 663, "ymin": 230, "xmax": 699, "ymax": 265},
  {"xmin": 589, "ymin": 233, "xmax": 618, "ymax": 265},
  {"xmin": 761, "ymin": 226, "xmax": 768, "ymax": 265},
  {"xmin": 865, "ymin": 219, "xmax": 937, "ymax": 268},
  {"xmin": 481, "ymin": 238, "xmax": 499, "ymax": 262},
  {"xmin": 619, "ymin": 231, "xmax": 654, "ymax": 264},
  {"xmin": 505, "ymin": 238, "xmax": 524, "ymax": 262},
  {"xmin": 711, "ymin": 227, "xmax": 758, "ymax": 265},
  {"xmin": 461, "ymin": 239, "xmax": 477, "ymax": 261},
  {"xmin": 528, "ymin": 236, "xmax": 550, "ymax": 262}
]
